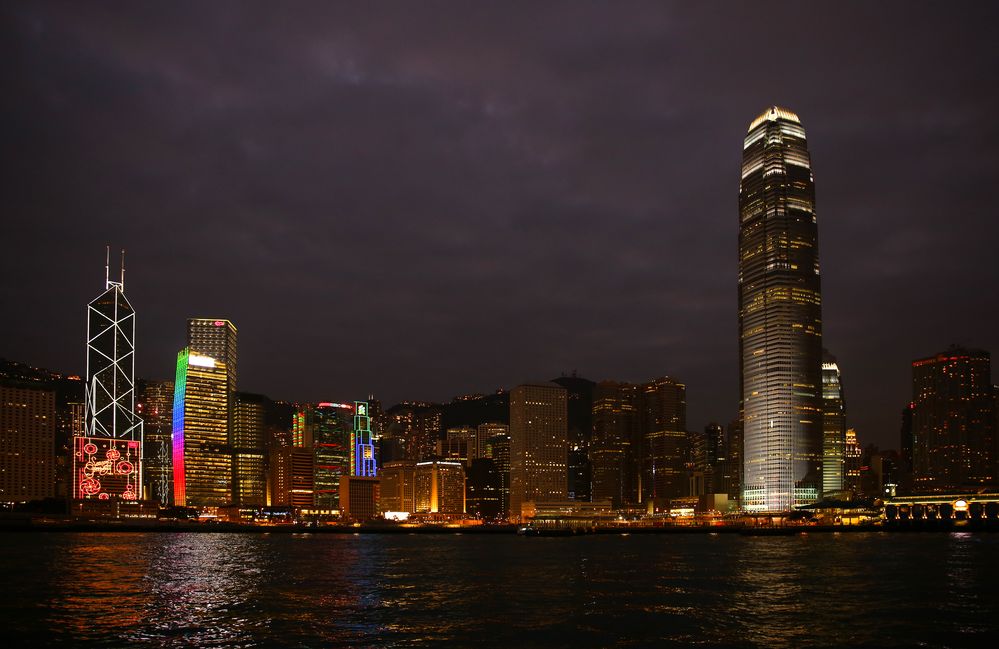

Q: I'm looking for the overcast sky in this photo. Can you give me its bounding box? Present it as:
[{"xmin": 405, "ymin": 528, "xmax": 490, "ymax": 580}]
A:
[{"xmin": 3, "ymin": 2, "xmax": 997, "ymax": 448}]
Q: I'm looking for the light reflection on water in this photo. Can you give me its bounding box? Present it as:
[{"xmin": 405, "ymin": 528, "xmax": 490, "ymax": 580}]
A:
[{"xmin": 2, "ymin": 532, "xmax": 998, "ymax": 647}]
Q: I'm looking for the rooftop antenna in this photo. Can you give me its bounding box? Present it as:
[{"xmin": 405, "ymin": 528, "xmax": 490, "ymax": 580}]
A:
[
  {"xmin": 104, "ymin": 245, "xmax": 110, "ymax": 289},
  {"xmin": 120, "ymin": 248, "xmax": 125, "ymax": 292}
]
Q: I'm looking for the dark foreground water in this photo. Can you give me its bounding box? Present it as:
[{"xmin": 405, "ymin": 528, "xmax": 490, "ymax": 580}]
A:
[{"xmin": 2, "ymin": 532, "xmax": 998, "ymax": 647}]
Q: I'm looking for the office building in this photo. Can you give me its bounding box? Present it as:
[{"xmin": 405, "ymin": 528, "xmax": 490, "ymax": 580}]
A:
[
  {"xmin": 339, "ymin": 475, "xmax": 379, "ymax": 521},
  {"xmin": 414, "ymin": 460, "xmax": 465, "ymax": 515},
  {"xmin": 821, "ymin": 351, "xmax": 846, "ymax": 495},
  {"xmin": 911, "ymin": 347, "xmax": 994, "ymax": 492},
  {"xmin": 641, "ymin": 377, "xmax": 687, "ymax": 507},
  {"xmin": 187, "ymin": 319, "xmax": 237, "ymax": 395},
  {"xmin": 380, "ymin": 459, "xmax": 416, "ymax": 514},
  {"xmin": 172, "ymin": 349, "xmax": 231, "ymax": 507},
  {"xmin": 590, "ymin": 381, "xmax": 640, "ymax": 507},
  {"xmin": 484, "ymin": 430, "xmax": 511, "ymax": 518},
  {"xmin": 552, "ymin": 374, "xmax": 595, "ymax": 502},
  {"xmin": 352, "ymin": 401, "xmax": 377, "ymax": 477},
  {"xmin": 233, "ymin": 392, "xmax": 268, "ymax": 506},
  {"xmin": 269, "ymin": 445, "xmax": 315, "ymax": 508},
  {"xmin": 136, "ymin": 379, "xmax": 174, "ymax": 504},
  {"xmin": 509, "ymin": 383, "xmax": 567, "ymax": 521},
  {"xmin": 466, "ymin": 457, "xmax": 502, "ymax": 520},
  {"xmin": 739, "ymin": 106, "xmax": 824, "ymax": 512},
  {"xmin": 309, "ymin": 402, "xmax": 353, "ymax": 509},
  {"xmin": 76, "ymin": 252, "xmax": 143, "ymax": 502},
  {"xmin": 0, "ymin": 384, "xmax": 55, "ymax": 502}
]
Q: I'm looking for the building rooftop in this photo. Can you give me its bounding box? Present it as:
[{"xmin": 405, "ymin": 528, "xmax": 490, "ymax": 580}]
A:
[{"xmin": 748, "ymin": 105, "xmax": 801, "ymax": 131}]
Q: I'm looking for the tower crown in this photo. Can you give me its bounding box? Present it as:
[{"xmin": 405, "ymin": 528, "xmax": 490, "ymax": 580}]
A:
[{"xmin": 748, "ymin": 105, "xmax": 801, "ymax": 131}]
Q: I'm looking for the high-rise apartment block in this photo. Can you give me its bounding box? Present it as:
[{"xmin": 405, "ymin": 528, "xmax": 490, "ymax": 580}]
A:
[
  {"xmin": 739, "ymin": 106, "xmax": 824, "ymax": 512},
  {"xmin": 509, "ymin": 383, "xmax": 567, "ymax": 521}
]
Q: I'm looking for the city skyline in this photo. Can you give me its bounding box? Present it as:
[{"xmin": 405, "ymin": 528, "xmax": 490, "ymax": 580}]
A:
[{"xmin": 3, "ymin": 3, "xmax": 999, "ymax": 451}]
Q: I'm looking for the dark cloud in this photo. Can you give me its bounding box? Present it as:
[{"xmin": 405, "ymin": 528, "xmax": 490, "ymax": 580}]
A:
[{"xmin": 2, "ymin": 1, "xmax": 997, "ymax": 448}]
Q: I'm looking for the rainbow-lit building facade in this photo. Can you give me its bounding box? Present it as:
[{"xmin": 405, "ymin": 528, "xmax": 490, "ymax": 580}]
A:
[
  {"xmin": 74, "ymin": 252, "xmax": 144, "ymax": 502},
  {"xmin": 172, "ymin": 348, "xmax": 231, "ymax": 507},
  {"xmin": 353, "ymin": 401, "xmax": 377, "ymax": 477}
]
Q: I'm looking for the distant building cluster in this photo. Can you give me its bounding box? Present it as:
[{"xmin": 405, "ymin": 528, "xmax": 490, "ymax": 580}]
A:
[{"xmin": 2, "ymin": 108, "xmax": 997, "ymax": 523}]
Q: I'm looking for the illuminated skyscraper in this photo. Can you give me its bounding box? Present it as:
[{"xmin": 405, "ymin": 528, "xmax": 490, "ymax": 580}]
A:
[
  {"xmin": 308, "ymin": 402, "xmax": 353, "ymax": 509},
  {"xmin": 509, "ymin": 383, "xmax": 567, "ymax": 521},
  {"xmin": 172, "ymin": 349, "xmax": 231, "ymax": 507},
  {"xmin": 911, "ymin": 347, "xmax": 994, "ymax": 492},
  {"xmin": 739, "ymin": 106, "xmax": 824, "ymax": 512},
  {"xmin": 414, "ymin": 460, "xmax": 466, "ymax": 515},
  {"xmin": 590, "ymin": 381, "xmax": 640, "ymax": 507},
  {"xmin": 641, "ymin": 377, "xmax": 687, "ymax": 507},
  {"xmin": 75, "ymin": 251, "xmax": 143, "ymax": 502},
  {"xmin": 136, "ymin": 379, "xmax": 174, "ymax": 504},
  {"xmin": 380, "ymin": 459, "xmax": 417, "ymax": 514},
  {"xmin": 232, "ymin": 392, "xmax": 267, "ymax": 506},
  {"xmin": 821, "ymin": 351, "xmax": 846, "ymax": 495},
  {"xmin": 187, "ymin": 319, "xmax": 237, "ymax": 395},
  {"xmin": 353, "ymin": 401, "xmax": 377, "ymax": 477},
  {"xmin": 484, "ymin": 430, "xmax": 511, "ymax": 517}
]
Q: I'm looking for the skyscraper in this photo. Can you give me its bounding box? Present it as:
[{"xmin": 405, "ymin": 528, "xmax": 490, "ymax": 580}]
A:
[
  {"xmin": 641, "ymin": 377, "xmax": 687, "ymax": 507},
  {"xmin": 739, "ymin": 106, "xmax": 824, "ymax": 512},
  {"xmin": 821, "ymin": 350, "xmax": 846, "ymax": 495},
  {"xmin": 0, "ymin": 384, "xmax": 55, "ymax": 502},
  {"xmin": 136, "ymin": 379, "xmax": 174, "ymax": 504},
  {"xmin": 911, "ymin": 347, "xmax": 994, "ymax": 492},
  {"xmin": 172, "ymin": 349, "xmax": 231, "ymax": 507},
  {"xmin": 232, "ymin": 392, "xmax": 268, "ymax": 506},
  {"xmin": 187, "ymin": 319, "xmax": 237, "ymax": 395},
  {"xmin": 309, "ymin": 402, "xmax": 352, "ymax": 509},
  {"xmin": 75, "ymin": 251, "xmax": 143, "ymax": 502},
  {"xmin": 352, "ymin": 401, "xmax": 377, "ymax": 477},
  {"xmin": 509, "ymin": 383, "xmax": 567, "ymax": 521},
  {"xmin": 590, "ymin": 381, "xmax": 639, "ymax": 507}
]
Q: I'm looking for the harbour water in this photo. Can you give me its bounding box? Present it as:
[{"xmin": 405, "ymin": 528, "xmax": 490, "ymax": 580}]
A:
[{"xmin": 3, "ymin": 532, "xmax": 998, "ymax": 647}]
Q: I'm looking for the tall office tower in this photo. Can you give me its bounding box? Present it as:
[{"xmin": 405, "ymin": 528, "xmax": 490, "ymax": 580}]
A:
[
  {"xmin": 186, "ymin": 319, "xmax": 237, "ymax": 395},
  {"xmin": 414, "ymin": 460, "xmax": 466, "ymax": 515},
  {"xmin": 172, "ymin": 349, "xmax": 231, "ymax": 507},
  {"xmin": 76, "ymin": 252, "xmax": 143, "ymax": 502},
  {"xmin": 477, "ymin": 423, "xmax": 509, "ymax": 461},
  {"xmin": 269, "ymin": 445, "xmax": 314, "ymax": 508},
  {"xmin": 484, "ymin": 432, "xmax": 511, "ymax": 517},
  {"xmin": 352, "ymin": 401, "xmax": 377, "ymax": 477},
  {"xmin": 232, "ymin": 392, "xmax": 268, "ymax": 506},
  {"xmin": 739, "ymin": 106, "xmax": 824, "ymax": 513},
  {"xmin": 136, "ymin": 379, "xmax": 174, "ymax": 504},
  {"xmin": 0, "ymin": 384, "xmax": 55, "ymax": 502},
  {"xmin": 339, "ymin": 476, "xmax": 379, "ymax": 521},
  {"xmin": 590, "ymin": 381, "xmax": 640, "ymax": 507},
  {"xmin": 509, "ymin": 383, "xmax": 567, "ymax": 521},
  {"xmin": 843, "ymin": 428, "xmax": 862, "ymax": 493},
  {"xmin": 551, "ymin": 375, "xmax": 595, "ymax": 502},
  {"xmin": 411, "ymin": 404, "xmax": 443, "ymax": 461},
  {"xmin": 911, "ymin": 347, "xmax": 994, "ymax": 493},
  {"xmin": 641, "ymin": 377, "xmax": 687, "ymax": 507},
  {"xmin": 899, "ymin": 402, "xmax": 915, "ymax": 494},
  {"xmin": 821, "ymin": 351, "xmax": 847, "ymax": 495},
  {"xmin": 721, "ymin": 418, "xmax": 743, "ymax": 503},
  {"xmin": 466, "ymin": 458, "xmax": 502, "ymax": 520},
  {"xmin": 443, "ymin": 426, "xmax": 476, "ymax": 464},
  {"xmin": 380, "ymin": 459, "xmax": 416, "ymax": 514},
  {"xmin": 309, "ymin": 402, "xmax": 352, "ymax": 509}
]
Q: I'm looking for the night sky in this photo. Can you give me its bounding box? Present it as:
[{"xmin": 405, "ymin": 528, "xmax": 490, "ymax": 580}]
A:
[{"xmin": 3, "ymin": 2, "xmax": 997, "ymax": 449}]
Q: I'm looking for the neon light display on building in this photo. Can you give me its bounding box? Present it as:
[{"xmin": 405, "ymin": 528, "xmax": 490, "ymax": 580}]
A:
[
  {"xmin": 171, "ymin": 348, "xmax": 189, "ymax": 506},
  {"xmin": 73, "ymin": 436, "xmax": 141, "ymax": 500},
  {"xmin": 353, "ymin": 401, "xmax": 377, "ymax": 477},
  {"xmin": 73, "ymin": 248, "xmax": 144, "ymax": 502}
]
